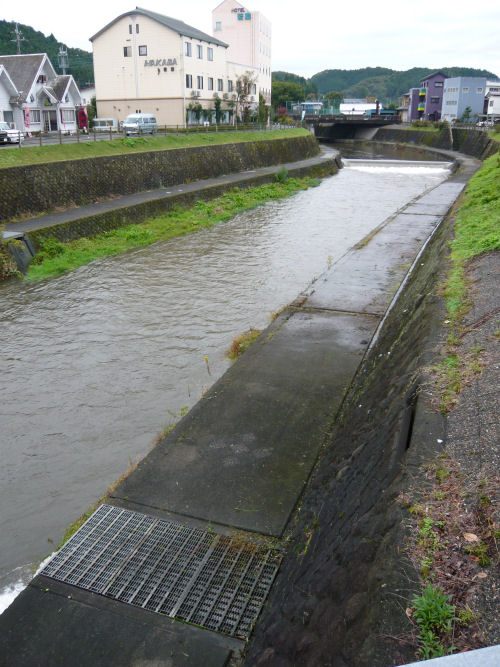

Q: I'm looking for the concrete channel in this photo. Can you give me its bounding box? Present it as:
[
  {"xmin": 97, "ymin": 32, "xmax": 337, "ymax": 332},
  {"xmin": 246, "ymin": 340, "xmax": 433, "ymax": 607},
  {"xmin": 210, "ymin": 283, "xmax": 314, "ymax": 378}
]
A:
[{"xmin": 0, "ymin": 147, "xmax": 483, "ymax": 665}]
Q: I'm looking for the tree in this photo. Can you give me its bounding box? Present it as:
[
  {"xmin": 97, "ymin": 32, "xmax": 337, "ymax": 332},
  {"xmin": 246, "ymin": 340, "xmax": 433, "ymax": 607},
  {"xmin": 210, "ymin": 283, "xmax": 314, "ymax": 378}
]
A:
[
  {"xmin": 187, "ymin": 101, "xmax": 203, "ymax": 124},
  {"xmin": 257, "ymin": 93, "xmax": 268, "ymax": 124},
  {"xmin": 461, "ymin": 106, "xmax": 472, "ymax": 122},
  {"xmin": 323, "ymin": 90, "xmax": 343, "ymax": 108},
  {"xmin": 235, "ymin": 71, "xmax": 257, "ymax": 123},
  {"xmin": 271, "ymin": 81, "xmax": 305, "ymax": 109},
  {"xmin": 213, "ymin": 95, "xmax": 223, "ymax": 124},
  {"xmin": 87, "ymin": 96, "xmax": 97, "ymax": 127}
]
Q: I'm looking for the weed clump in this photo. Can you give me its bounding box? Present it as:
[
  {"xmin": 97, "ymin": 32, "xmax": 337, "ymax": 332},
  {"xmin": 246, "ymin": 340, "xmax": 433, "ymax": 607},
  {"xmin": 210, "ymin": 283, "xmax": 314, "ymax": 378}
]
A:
[
  {"xmin": 411, "ymin": 585, "xmax": 456, "ymax": 659},
  {"xmin": 226, "ymin": 328, "xmax": 262, "ymax": 361}
]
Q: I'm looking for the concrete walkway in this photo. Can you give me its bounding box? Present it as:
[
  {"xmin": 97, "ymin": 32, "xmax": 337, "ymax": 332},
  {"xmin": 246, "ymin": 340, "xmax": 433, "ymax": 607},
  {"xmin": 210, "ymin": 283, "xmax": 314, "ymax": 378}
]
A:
[{"xmin": 0, "ymin": 150, "xmax": 483, "ymax": 665}]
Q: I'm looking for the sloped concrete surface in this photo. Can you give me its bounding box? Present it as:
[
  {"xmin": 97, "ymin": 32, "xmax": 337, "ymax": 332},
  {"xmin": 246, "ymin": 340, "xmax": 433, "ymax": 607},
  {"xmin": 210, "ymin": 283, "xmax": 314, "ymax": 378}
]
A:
[{"xmin": 0, "ymin": 148, "xmax": 484, "ymax": 666}]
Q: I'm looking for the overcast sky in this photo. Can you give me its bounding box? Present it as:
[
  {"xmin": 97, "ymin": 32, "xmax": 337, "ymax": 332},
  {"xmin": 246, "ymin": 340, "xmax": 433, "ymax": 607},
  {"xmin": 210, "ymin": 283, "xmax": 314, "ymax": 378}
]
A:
[{"xmin": 3, "ymin": 0, "xmax": 500, "ymax": 78}]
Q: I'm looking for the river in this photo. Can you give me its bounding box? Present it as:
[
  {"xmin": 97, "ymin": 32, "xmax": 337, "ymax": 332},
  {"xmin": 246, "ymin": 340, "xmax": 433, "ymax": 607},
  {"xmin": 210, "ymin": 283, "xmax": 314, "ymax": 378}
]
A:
[{"xmin": 0, "ymin": 146, "xmax": 451, "ymax": 611}]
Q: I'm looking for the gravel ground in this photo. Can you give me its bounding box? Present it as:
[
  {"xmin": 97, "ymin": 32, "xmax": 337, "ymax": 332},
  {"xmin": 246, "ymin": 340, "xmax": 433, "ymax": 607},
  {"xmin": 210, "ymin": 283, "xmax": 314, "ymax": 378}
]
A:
[{"xmin": 444, "ymin": 250, "xmax": 500, "ymax": 645}]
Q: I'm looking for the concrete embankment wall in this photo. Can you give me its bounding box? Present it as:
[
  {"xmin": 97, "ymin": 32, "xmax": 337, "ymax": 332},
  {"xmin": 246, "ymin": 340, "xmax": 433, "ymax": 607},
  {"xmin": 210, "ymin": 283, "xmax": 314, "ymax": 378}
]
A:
[
  {"xmin": 21, "ymin": 158, "xmax": 338, "ymax": 250},
  {"xmin": 374, "ymin": 127, "xmax": 499, "ymax": 159},
  {"xmin": 246, "ymin": 188, "xmax": 454, "ymax": 666},
  {"xmin": 0, "ymin": 134, "xmax": 320, "ymax": 221}
]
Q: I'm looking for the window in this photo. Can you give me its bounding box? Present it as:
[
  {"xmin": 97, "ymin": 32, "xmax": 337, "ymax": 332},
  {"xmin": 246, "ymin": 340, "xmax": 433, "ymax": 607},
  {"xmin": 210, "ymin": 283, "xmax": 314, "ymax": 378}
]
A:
[
  {"xmin": 490, "ymin": 100, "xmax": 494, "ymax": 107},
  {"xmin": 207, "ymin": 47, "xmax": 213, "ymax": 61},
  {"xmin": 185, "ymin": 42, "xmax": 192, "ymax": 57},
  {"xmin": 228, "ymin": 80, "xmax": 233, "ymax": 92},
  {"xmin": 61, "ymin": 109, "xmax": 75, "ymax": 123},
  {"xmin": 215, "ymin": 21, "xmax": 221, "ymax": 30},
  {"xmin": 477, "ymin": 87, "xmax": 483, "ymax": 93},
  {"xmin": 3, "ymin": 110, "xmax": 13, "ymax": 123},
  {"xmin": 31, "ymin": 109, "xmax": 41, "ymax": 123},
  {"xmin": 434, "ymin": 81, "xmax": 443, "ymax": 87},
  {"xmin": 37, "ymin": 74, "xmax": 47, "ymax": 83},
  {"xmin": 197, "ymin": 45, "xmax": 203, "ymax": 59},
  {"xmin": 218, "ymin": 78, "xmax": 223, "ymax": 91},
  {"xmin": 238, "ymin": 13, "xmax": 243, "ymax": 20},
  {"xmin": 138, "ymin": 45, "xmax": 147, "ymax": 56},
  {"xmin": 463, "ymin": 87, "xmax": 469, "ymax": 93},
  {"xmin": 431, "ymin": 97, "xmax": 439, "ymax": 103},
  {"xmin": 252, "ymin": 84, "xmax": 257, "ymax": 94},
  {"xmin": 208, "ymin": 77, "xmax": 214, "ymax": 91},
  {"xmin": 123, "ymin": 46, "xmax": 132, "ymax": 57},
  {"xmin": 129, "ymin": 25, "xmax": 132, "ymax": 34},
  {"xmin": 186, "ymin": 74, "xmax": 192, "ymax": 88},
  {"xmin": 136, "ymin": 24, "xmax": 139, "ymax": 33},
  {"xmin": 197, "ymin": 76, "xmax": 204, "ymax": 89}
]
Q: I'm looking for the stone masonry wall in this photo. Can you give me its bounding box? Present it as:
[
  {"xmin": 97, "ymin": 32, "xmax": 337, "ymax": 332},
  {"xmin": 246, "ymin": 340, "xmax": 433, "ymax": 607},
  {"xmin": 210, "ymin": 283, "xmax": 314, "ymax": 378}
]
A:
[
  {"xmin": 374, "ymin": 127, "xmax": 499, "ymax": 159},
  {"xmin": 25, "ymin": 159, "xmax": 339, "ymax": 249},
  {"xmin": 0, "ymin": 135, "xmax": 320, "ymax": 221}
]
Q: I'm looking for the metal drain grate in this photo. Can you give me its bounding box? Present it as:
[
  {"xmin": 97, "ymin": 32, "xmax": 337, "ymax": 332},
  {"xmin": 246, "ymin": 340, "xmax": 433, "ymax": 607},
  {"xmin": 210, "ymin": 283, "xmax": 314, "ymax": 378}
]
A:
[{"xmin": 42, "ymin": 504, "xmax": 281, "ymax": 638}]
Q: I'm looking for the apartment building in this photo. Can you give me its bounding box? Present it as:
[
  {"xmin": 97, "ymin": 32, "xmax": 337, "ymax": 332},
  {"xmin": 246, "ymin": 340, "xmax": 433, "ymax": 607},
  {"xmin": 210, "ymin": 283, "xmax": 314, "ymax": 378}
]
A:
[
  {"xmin": 90, "ymin": 7, "xmax": 257, "ymax": 126},
  {"xmin": 212, "ymin": 0, "xmax": 271, "ymax": 104},
  {"xmin": 441, "ymin": 77, "xmax": 487, "ymax": 122},
  {"xmin": 407, "ymin": 72, "xmax": 447, "ymax": 122}
]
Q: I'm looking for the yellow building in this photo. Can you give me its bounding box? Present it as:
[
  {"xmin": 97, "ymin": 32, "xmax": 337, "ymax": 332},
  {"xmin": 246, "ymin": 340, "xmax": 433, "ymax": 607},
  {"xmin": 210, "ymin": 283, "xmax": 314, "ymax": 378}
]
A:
[{"xmin": 90, "ymin": 7, "xmax": 259, "ymax": 126}]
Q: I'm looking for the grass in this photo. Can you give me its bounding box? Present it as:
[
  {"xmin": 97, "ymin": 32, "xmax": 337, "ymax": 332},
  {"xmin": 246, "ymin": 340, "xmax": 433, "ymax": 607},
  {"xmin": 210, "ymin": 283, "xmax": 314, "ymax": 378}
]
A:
[
  {"xmin": 400, "ymin": 457, "xmax": 499, "ymax": 657},
  {"xmin": 444, "ymin": 152, "xmax": 500, "ymax": 328},
  {"xmin": 26, "ymin": 176, "xmax": 321, "ymax": 280},
  {"xmin": 226, "ymin": 328, "xmax": 262, "ymax": 361},
  {"xmin": 0, "ymin": 128, "xmax": 309, "ymax": 168},
  {"xmin": 430, "ymin": 151, "xmax": 500, "ymax": 410},
  {"xmin": 411, "ymin": 585, "xmax": 456, "ymax": 659}
]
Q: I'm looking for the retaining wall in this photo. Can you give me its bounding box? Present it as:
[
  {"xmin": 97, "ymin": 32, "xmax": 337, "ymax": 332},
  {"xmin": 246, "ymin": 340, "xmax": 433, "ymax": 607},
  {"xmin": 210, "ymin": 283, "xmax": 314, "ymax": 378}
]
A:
[
  {"xmin": 0, "ymin": 134, "xmax": 320, "ymax": 221},
  {"xmin": 374, "ymin": 127, "xmax": 499, "ymax": 159},
  {"xmin": 246, "ymin": 195, "xmax": 453, "ymax": 666},
  {"xmin": 24, "ymin": 159, "xmax": 338, "ymax": 249}
]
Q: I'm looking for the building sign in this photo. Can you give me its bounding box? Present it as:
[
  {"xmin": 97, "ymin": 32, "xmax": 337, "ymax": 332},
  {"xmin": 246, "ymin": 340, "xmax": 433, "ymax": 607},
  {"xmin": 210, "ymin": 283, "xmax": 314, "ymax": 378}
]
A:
[
  {"xmin": 144, "ymin": 58, "xmax": 177, "ymax": 67},
  {"xmin": 232, "ymin": 8, "xmax": 251, "ymax": 18}
]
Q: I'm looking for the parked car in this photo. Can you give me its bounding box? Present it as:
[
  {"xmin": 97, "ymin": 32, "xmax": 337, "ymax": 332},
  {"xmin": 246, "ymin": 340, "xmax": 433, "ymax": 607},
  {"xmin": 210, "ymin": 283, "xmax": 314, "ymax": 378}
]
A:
[
  {"xmin": 122, "ymin": 113, "xmax": 158, "ymax": 135},
  {"xmin": 93, "ymin": 118, "xmax": 119, "ymax": 132},
  {"xmin": 0, "ymin": 122, "xmax": 24, "ymax": 144}
]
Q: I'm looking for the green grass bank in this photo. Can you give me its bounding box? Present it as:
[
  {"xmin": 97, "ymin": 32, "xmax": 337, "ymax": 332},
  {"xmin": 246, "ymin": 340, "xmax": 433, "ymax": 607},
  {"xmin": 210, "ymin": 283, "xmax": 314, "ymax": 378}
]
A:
[
  {"xmin": 0, "ymin": 129, "xmax": 308, "ymax": 169},
  {"xmin": 26, "ymin": 176, "xmax": 322, "ymax": 281}
]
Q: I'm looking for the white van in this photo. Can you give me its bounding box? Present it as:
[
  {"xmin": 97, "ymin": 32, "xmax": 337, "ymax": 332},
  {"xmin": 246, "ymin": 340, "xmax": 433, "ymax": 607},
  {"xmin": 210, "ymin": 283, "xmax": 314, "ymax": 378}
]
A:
[
  {"xmin": 93, "ymin": 118, "xmax": 118, "ymax": 132},
  {"xmin": 122, "ymin": 113, "xmax": 158, "ymax": 135}
]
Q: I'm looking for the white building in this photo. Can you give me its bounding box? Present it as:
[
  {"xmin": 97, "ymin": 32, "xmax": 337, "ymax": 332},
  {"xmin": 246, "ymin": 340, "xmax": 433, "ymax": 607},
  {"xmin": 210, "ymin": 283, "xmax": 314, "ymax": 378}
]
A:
[
  {"xmin": 90, "ymin": 7, "xmax": 260, "ymax": 126},
  {"xmin": 340, "ymin": 99, "xmax": 377, "ymax": 116},
  {"xmin": 212, "ymin": 0, "xmax": 271, "ymax": 104},
  {"xmin": 0, "ymin": 53, "xmax": 83, "ymax": 132}
]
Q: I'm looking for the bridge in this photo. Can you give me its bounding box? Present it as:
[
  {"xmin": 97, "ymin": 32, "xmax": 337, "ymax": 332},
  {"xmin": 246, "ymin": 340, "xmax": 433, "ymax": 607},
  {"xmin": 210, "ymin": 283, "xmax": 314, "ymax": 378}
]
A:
[{"xmin": 295, "ymin": 113, "xmax": 401, "ymax": 140}]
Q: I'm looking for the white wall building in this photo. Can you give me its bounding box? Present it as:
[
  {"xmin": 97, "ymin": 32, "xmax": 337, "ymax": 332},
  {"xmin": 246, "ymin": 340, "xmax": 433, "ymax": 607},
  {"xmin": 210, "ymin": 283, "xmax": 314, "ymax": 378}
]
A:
[
  {"xmin": 91, "ymin": 7, "xmax": 260, "ymax": 126},
  {"xmin": 0, "ymin": 53, "xmax": 83, "ymax": 132},
  {"xmin": 212, "ymin": 0, "xmax": 271, "ymax": 104}
]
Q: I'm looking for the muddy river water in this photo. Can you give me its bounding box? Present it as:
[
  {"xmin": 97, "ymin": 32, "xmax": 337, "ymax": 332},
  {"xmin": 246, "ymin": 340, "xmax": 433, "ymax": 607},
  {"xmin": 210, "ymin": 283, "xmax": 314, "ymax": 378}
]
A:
[{"xmin": 0, "ymin": 145, "xmax": 451, "ymax": 610}]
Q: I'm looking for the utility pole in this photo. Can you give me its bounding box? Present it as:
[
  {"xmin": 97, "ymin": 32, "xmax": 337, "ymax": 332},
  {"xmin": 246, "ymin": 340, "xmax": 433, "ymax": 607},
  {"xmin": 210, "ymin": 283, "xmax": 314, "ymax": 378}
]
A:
[
  {"xmin": 11, "ymin": 23, "xmax": 25, "ymax": 54},
  {"xmin": 58, "ymin": 45, "xmax": 69, "ymax": 75}
]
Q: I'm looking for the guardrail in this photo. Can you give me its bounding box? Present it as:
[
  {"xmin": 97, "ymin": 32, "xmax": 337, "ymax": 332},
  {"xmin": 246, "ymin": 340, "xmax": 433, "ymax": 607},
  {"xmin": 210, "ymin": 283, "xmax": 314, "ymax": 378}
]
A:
[{"xmin": 6, "ymin": 123, "xmax": 285, "ymax": 148}]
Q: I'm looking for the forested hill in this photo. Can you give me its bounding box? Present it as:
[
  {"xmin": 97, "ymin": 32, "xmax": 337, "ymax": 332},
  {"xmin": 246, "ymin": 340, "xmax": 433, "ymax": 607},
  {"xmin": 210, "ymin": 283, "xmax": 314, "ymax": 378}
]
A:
[
  {"xmin": 273, "ymin": 66, "xmax": 499, "ymax": 103},
  {"xmin": 0, "ymin": 20, "xmax": 93, "ymax": 88}
]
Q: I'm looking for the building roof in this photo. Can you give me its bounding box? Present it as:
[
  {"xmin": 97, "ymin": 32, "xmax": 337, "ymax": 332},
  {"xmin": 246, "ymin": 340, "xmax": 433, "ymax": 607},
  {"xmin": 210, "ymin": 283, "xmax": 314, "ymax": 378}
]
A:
[
  {"xmin": 0, "ymin": 54, "xmax": 46, "ymax": 100},
  {"xmin": 50, "ymin": 75, "xmax": 71, "ymax": 101},
  {"xmin": 90, "ymin": 6, "xmax": 228, "ymax": 47},
  {"xmin": 420, "ymin": 71, "xmax": 447, "ymax": 82}
]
